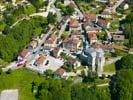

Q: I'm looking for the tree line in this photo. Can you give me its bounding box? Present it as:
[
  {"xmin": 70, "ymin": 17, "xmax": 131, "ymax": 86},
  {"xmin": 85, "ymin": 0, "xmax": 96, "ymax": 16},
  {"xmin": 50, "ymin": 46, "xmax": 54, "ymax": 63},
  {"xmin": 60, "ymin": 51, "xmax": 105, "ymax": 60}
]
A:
[{"xmin": 31, "ymin": 79, "xmax": 111, "ymax": 100}]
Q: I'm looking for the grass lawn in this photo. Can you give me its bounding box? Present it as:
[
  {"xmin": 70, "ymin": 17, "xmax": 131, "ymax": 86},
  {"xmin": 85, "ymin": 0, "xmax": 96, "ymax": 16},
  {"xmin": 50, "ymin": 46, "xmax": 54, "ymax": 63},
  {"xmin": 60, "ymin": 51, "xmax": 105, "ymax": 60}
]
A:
[
  {"xmin": 0, "ymin": 68, "xmax": 46, "ymax": 100},
  {"xmin": 0, "ymin": 59, "xmax": 8, "ymax": 67},
  {"xmin": 86, "ymin": 78, "xmax": 110, "ymax": 86},
  {"xmin": 104, "ymin": 63, "xmax": 116, "ymax": 72},
  {"xmin": 115, "ymin": 49, "xmax": 128, "ymax": 56}
]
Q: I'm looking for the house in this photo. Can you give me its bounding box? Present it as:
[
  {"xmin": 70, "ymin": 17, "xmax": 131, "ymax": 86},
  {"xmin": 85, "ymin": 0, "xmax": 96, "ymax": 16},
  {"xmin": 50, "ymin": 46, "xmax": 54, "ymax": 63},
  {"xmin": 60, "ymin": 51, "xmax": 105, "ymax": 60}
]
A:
[
  {"xmin": 71, "ymin": 31, "xmax": 83, "ymax": 38},
  {"xmin": 83, "ymin": 21, "xmax": 101, "ymax": 33},
  {"xmin": 28, "ymin": 40, "xmax": 38, "ymax": 50},
  {"xmin": 83, "ymin": 21, "xmax": 94, "ymax": 29},
  {"xmin": 51, "ymin": 47, "xmax": 62, "ymax": 58},
  {"xmin": 84, "ymin": 13, "xmax": 97, "ymax": 23},
  {"xmin": 66, "ymin": 56, "xmax": 81, "ymax": 68},
  {"xmin": 63, "ymin": 38, "xmax": 81, "ymax": 51},
  {"xmin": 91, "ymin": 43, "xmax": 114, "ymax": 52},
  {"xmin": 86, "ymin": 27, "xmax": 101, "ymax": 33},
  {"xmin": 17, "ymin": 49, "xmax": 30, "ymax": 65},
  {"xmin": 97, "ymin": 19, "xmax": 110, "ymax": 28},
  {"xmin": 100, "ymin": 11, "xmax": 112, "ymax": 18},
  {"xmin": 69, "ymin": 18, "xmax": 80, "ymax": 31},
  {"xmin": 34, "ymin": 54, "xmax": 46, "ymax": 67},
  {"xmin": 87, "ymin": 32, "xmax": 97, "ymax": 44},
  {"xmin": 113, "ymin": 34, "xmax": 125, "ymax": 43},
  {"xmin": 81, "ymin": 47, "xmax": 105, "ymax": 73},
  {"xmin": 44, "ymin": 34, "xmax": 57, "ymax": 50},
  {"xmin": 55, "ymin": 68, "xmax": 66, "ymax": 78}
]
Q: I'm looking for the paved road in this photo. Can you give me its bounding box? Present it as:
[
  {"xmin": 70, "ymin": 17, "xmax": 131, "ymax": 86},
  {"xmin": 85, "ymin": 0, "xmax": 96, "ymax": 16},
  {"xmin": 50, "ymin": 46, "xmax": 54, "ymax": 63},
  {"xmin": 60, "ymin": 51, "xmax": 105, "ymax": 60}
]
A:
[
  {"xmin": 58, "ymin": 19, "xmax": 70, "ymax": 38},
  {"xmin": 51, "ymin": 4, "xmax": 62, "ymax": 22},
  {"xmin": 88, "ymin": 83, "xmax": 109, "ymax": 88},
  {"xmin": 10, "ymin": 17, "xmax": 30, "ymax": 28},
  {"xmin": 28, "ymin": 0, "xmax": 63, "ymax": 62},
  {"xmin": 97, "ymin": 83, "xmax": 109, "ymax": 87},
  {"xmin": 27, "ymin": 27, "xmax": 54, "ymax": 63},
  {"xmin": 30, "ymin": 0, "xmax": 53, "ymax": 17},
  {"xmin": 71, "ymin": 0, "xmax": 84, "ymax": 19}
]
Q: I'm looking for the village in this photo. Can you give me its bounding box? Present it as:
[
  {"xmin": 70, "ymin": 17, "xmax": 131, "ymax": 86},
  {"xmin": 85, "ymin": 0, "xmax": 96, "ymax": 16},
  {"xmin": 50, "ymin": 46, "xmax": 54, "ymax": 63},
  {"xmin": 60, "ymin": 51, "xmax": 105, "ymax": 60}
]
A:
[
  {"xmin": 1, "ymin": 0, "xmax": 133, "ymax": 100},
  {"xmin": 1, "ymin": 0, "xmax": 129, "ymax": 81}
]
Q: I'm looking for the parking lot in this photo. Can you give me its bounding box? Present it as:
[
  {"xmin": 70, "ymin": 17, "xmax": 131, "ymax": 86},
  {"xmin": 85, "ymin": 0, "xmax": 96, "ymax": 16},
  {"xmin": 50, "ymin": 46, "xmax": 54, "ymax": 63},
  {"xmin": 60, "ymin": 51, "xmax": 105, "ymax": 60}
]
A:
[{"xmin": 26, "ymin": 55, "xmax": 64, "ymax": 74}]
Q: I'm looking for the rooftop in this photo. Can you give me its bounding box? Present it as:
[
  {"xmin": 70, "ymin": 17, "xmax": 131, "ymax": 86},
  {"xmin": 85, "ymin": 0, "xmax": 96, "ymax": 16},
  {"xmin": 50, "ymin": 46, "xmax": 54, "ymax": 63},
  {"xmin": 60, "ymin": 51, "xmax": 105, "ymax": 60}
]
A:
[
  {"xmin": 20, "ymin": 49, "xmax": 29, "ymax": 57},
  {"xmin": 45, "ymin": 34, "xmax": 57, "ymax": 44},
  {"xmin": 36, "ymin": 54, "xmax": 46, "ymax": 65},
  {"xmin": 64, "ymin": 38, "xmax": 80, "ymax": 44},
  {"xmin": 56, "ymin": 68, "xmax": 65, "ymax": 76},
  {"xmin": 88, "ymin": 32, "xmax": 97, "ymax": 40},
  {"xmin": 69, "ymin": 18, "xmax": 79, "ymax": 28}
]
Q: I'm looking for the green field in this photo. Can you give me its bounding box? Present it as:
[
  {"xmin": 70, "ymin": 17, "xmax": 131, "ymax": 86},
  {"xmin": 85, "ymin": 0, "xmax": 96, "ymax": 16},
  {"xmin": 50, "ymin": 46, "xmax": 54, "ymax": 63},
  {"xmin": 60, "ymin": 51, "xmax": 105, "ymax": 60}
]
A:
[
  {"xmin": 0, "ymin": 68, "xmax": 46, "ymax": 100},
  {"xmin": 104, "ymin": 63, "xmax": 116, "ymax": 72}
]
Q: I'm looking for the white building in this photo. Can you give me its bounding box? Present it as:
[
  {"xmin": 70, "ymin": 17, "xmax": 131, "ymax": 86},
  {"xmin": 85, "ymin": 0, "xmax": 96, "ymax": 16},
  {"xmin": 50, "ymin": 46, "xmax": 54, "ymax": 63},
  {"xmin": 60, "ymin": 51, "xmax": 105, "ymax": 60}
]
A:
[{"xmin": 81, "ymin": 47, "xmax": 105, "ymax": 73}]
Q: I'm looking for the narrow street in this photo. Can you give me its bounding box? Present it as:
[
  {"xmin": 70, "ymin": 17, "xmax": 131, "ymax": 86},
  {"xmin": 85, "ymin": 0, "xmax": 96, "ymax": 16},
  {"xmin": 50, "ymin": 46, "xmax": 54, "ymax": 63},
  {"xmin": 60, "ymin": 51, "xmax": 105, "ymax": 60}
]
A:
[
  {"xmin": 27, "ymin": 26, "xmax": 54, "ymax": 63},
  {"xmin": 71, "ymin": 0, "xmax": 84, "ymax": 19}
]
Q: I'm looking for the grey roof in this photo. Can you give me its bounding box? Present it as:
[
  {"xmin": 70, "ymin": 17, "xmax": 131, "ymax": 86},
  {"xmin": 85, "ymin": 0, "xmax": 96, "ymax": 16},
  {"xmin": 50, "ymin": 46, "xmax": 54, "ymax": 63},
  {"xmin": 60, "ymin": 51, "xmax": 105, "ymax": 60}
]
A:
[{"xmin": 84, "ymin": 47, "xmax": 104, "ymax": 58}]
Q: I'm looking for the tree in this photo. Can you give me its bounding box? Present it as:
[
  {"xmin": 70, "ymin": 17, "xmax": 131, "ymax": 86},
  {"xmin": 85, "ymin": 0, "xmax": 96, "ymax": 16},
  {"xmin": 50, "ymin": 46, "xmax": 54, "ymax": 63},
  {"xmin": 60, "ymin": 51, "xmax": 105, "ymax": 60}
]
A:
[
  {"xmin": 110, "ymin": 69, "xmax": 133, "ymax": 100},
  {"xmin": 23, "ymin": 5, "xmax": 36, "ymax": 15},
  {"xmin": 66, "ymin": 5, "xmax": 75, "ymax": 15},
  {"xmin": 115, "ymin": 54, "xmax": 133, "ymax": 70},
  {"xmin": 0, "ymin": 16, "xmax": 48, "ymax": 62},
  {"xmin": 31, "ymin": 81, "xmax": 36, "ymax": 93},
  {"xmin": 71, "ymin": 83, "xmax": 111, "ymax": 100},
  {"xmin": 6, "ymin": 69, "xmax": 12, "ymax": 74},
  {"xmin": 44, "ymin": 69, "xmax": 54, "ymax": 78},
  {"xmin": 36, "ymin": 79, "xmax": 71, "ymax": 100},
  {"xmin": 0, "ymin": 68, "xmax": 2, "ymax": 75},
  {"xmin": 0, "ymin": 21, "xmax": 6, "ymax": 32},
  {"xmin": 83, "ymin": 70, "xmax": 98, "ymax": 83},
  {"xmin": 27, "ymin": 0, "xmax": 46, "ymax": 10},
  {"xmin": 47, "ymin": 12, "xmax": 57, "ymax": 24},
  {"xmin": 124, "ymin": 12, "xmax": 133, "ymax": 48}
]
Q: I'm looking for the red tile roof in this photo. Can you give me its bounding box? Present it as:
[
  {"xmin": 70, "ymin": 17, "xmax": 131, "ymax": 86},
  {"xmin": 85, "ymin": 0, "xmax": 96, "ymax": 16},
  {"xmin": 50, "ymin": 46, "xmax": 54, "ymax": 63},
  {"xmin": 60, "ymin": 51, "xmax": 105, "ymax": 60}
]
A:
[
  {"xmin": 68, "ymin": 57, "xmax": 76, "ymax": 65},
  {"xmin": 91, "ymin": 43, "xmax": 113, "ymax": 49},
  {"xmin": 98, "ymin": 19, "xmax": 109, "ymax": 25},
  {"xmin": 88, "ymin": 32, "xmax": 97, "ymax": 40},
  {"xmin": 45, "ymin": 34, "xmax": 57, "ymax": 44},
  {"xmin": 71, "ymin": 31, "xmax": 81, "ymax": 35},
  {"xmin": 20, "ymin": 49, "xmax": 29, "ymax": 57},
  {"xmin": 69, "ymin": 19, "xmax": 79, "ymax": 28},
  {"xmin": 56, "ymin": 68, "xmax": 65, "ymax": 76},
  {"xmin": 64, "ymin": 38, "xmax": 80, "ymax": 44},
  {"xmin": 84, "ymin": 13, "xmax": 96, "ymax": 21},
  {"xmin": 36, "ymin": 54, "xmax": 46, "ymax": 64},
  {"xmin": 100, "ymin": 44, "xmax": 113, "ymax": 49}
]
